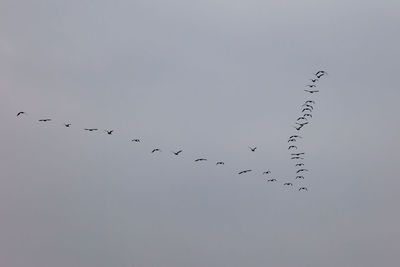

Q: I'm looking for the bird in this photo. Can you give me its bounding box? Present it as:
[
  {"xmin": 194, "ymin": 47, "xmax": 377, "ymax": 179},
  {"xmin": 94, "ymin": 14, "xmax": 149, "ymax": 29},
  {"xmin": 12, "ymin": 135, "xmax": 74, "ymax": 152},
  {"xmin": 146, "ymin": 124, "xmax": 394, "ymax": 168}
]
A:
[
  {"xmin": 64, "ymin": 123, "xmax": 71, "ymax": 127},
  {"xmin": 306, "ymin": 85, "xmax": 317, "ymax": 88},
  {"xmin": 295, "ymin": 176, "xmax": 305, "ymax": 179},
  {"xmin": 131, "ymin": 139, "xmax": 140, "ymax": 142},
  {"xmin": 16, "ymin": 111, "xmax": 26, "ymax": 116},
  {"xmin": 304, "ymin": 90, "xmax": 319, "ymax": 94},
  {"xmin": 291, "ymin": 152, "xmax": 305, "ymax": 156},
  {"xmin": 299, "ymin": 187, "xmax": 308, "ymax": 191},
  {"xmin": 297, "ymin": 116, "xmax": 308, "ymax": 121},
  {"xmin": 249, "ymin": 147, "xmax": 257, "ymax": 152},
  {"xmin": 295, "ymin": 163, "xmax": 305, "ymax": 167},
  {"xmin": 238, "ymin": 170, "xmax": 252, "ymax": 174},
  {"xmin": 295, "ymin": 122, "xmax": 308, "ymax": 127},
  {"xmin": 305, "ymin": 100, "xmax": 315, "ymax": 104},
  {"xmin": 151, "ymin": 148, "xmax": 161, "ymax": 153},
  {"xmin": 302, "ymin": 108, "xmax": 313, "ymax": 113},
  {"xmin": 267, "ymin": 179, "xmax": 277, "ymax": 182},
  {"xmin": 216, "ymin": 161, "xmax": 225, "ymax": 165},
  {"xmin": 84, "ymin": 128, "xmax": 98, "ymax": 131},
  {"xmin": 303, "ymin": 113, "xmax": 312, "ymax": 118},
  {"xmin": 288, "ymin": 145, "xmax": 297, "ymax": 150},
  {"xmin": 302, "ymin": 104, "xmax": 314, "ymax": 110},
  {"xmin": 310, "ymin": 79, "xmax": 318, "ymax": 83},
  {"xmin": 172, "ymin": 150, "xmax": 183, "ymax": 155},
  {"xmin": 291, "ymin": 157, "xmax": 304, "ymax": 160},
  {"xmin": 105, "ymin": 130, "xmax": 113, "ymax": 135},
  {"xmin": 263, "ymin": 171, "xmax": 271, "ymax": 175},
  {"xmin": 294, "ymin": 125, "xmax": 304, "ymax": 131},
  {"xmin": 315, "ymin": 70, "xmax": 327, "ymax": 76},
  {"xmin": 284, "ymin": 182, "xmax": 293, "ymax": 186},
  {"xmin": 289, "ymin": 135, "xmax": 302, "ymax": 139},
  {"xmin": 38, "ymin": 119, "xmax": 51, "ymax": 122},
  {"xmin": 195, "ymin": 158, "xmax": 207, "ymax": 162},
  {"xmin": 296, "ymin": 169, "xmax": 309, "ymax": 173},
  {"xmin": 288, "ymin": 139, "xmax": 296, "ymax": 142}
]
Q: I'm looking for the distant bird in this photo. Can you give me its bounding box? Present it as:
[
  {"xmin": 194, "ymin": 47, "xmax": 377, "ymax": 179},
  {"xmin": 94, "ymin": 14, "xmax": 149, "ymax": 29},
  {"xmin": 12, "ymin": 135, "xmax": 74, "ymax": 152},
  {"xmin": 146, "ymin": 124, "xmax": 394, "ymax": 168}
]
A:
[
  {"xmin": 310, "ymin": 79, "xmax": 318, "ymax": 83},
  {"xmin": 315, "ymin": 70, "xmax": 327, "ymax": 77},
  {"xmin": 151, "ymin": 148, "xmax": 161, "ymax": 153},
  {"xmin": 216, "ymin": 161, "xmax": 225, "ymax": 165},
  {"xmin": 288, "ymin": 139, "xmax": 296, "ymax": 142},
  {"xmin": 304, "ymin": 90, "xmax": 319, "ymax": 94},
  {"xmin": 238, "ymin": 169, "xmax": 252, "ymax": 175},
  {"xmin": 296, "ymin": 163, "xmax": 305, "ymax": 167},
  {"xmin": 172, "ymin": 150, "xmax": 183, "ymax": 155},
  {"xmin": 64, "ymin": 123, "xmax": 71, "ymax": 127},
  {"xmin": 105, "ymin": 130, "xmax": 113, "ymax": 135},
  {"xmin": 289, "ymin": 135, "xmax": 302, "ymax": 139},
  {"xmin": 131, "ymin": 139, "xmax": 140, "ymax": 142},
  {"xmin": 302, "ymin": 108, "xmax": 313, "ymax": 113},
  {"xmin": 291, "ymin": 153, "xmax": 305, "ymax": 156},
  {"xmin": 297, "ymin": 116, "xmax": 307, "ymax": 121},
  {"xmin": 84, "ymin": 128, "xmax": 98, "ymax": 131},
  {"xmin": 299, "ymin": 187, "xmax": 308, "ymax": 191},
  {"xmin": 288, "ymin": 145, "xmax": 297, "ymax": 150},
  {"xmin": 195, "ymin": 158, "xmax": 207, "ymax": 162},
  {"xmin": 16, "ymin": 111, "xmax": 26, "ymax": 117},
  {"xmin": 294, "ymin": 125, "xmax": 304, "ymax": 131},
  {"xmin": 296, "ymin": 176, "xmax": 305, "ymax": 179},
  {"xmin": 291, "ymin": 157, "xmax": 304, "ymax": 160},
  {"xmin": 249, "ymin": 147, "xmax": 257, "ymax": 152},
  {"xmin": 38, "ymin": 119, "xmax": 51, "ymax": 122},
  {"xmin": 263, "ymin": 171, "xmax": 271, "ymax": 175},
  {"xmin": 296, "ymin": 169, "xmax": 309, "ymax": 173},
  {"xmin": 295, "ymin": 122, "xmax": 308, "ymax": 127},
  {"xmin": 306, "ymin": 85, "xmax": 317, "ymax": 88},
  {"xmin": 284, "ymin": 182, "xmax": 293, "ymax": 186},
  {"xmin": 303, "ymin": 104, "xmax": 314, "ymax": 110},
  {"xmin": 267, "ymin": 179, "xmax": 277, "ymax": 182},
  {"xmin": 303, "ymin": 113, "xmax": 312, "ymax": 118},
  {"xmin": 305, "ymin": 100, "xmax": 315, "ymax": 104}
]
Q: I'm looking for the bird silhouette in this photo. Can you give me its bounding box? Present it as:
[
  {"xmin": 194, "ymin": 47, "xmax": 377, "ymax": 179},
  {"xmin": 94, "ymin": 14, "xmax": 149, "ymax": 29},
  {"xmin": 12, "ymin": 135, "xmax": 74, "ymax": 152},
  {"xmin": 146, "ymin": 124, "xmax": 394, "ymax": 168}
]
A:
[
  {"xmin": 288, "ymin": 145, "xmax": 297, "ymax": 150},
  {"xmin": 295, "ymin": 176, "xmax": 305, "ymax": 179},
  {"xmin": 238, "ymin": 170, "xmax": 252, "ymax": 174},
  {"xmin": 38, "ymin": 119, "xmax": 51, "ymax": 122},
  {"xmin": 195, "ymin": 158, "xmax": 207, "ymax": 162},
  {"xmin": 64, "ymin": 123, "xmax": 71, "ymax": 127},
  {"xmin": 267, "ymin": 179, "xmax": 277, "ymax": 182},
  {"xmin": 16, "ymin": 111, "xmax": 26, "ymax": 116},
  {"xmin": 302, "ymin": 104, "xmax": 314, "ymax": 110},
  {"xmin": 151, "ymin": 148, "xmax": 161, "ymax": 153},
  {"xmin": 131, "ymin": 139, "xmax": 140, "ymax": 142},
  {"xmin": 105, "ymin": 130, "xmax": 113, "ymax": 135},
  {"xmin": 303, "ymin": 113, "xmax": 312, "ymax": 118},
  {"xmin": 291, "ymin": 157, "xmax": 304, "ymax": 160},
  {"xmin": 288, "ymin": 139, "xmax": 296, "ymax": 142},
  {"xmin": 295, "ymin": 163, "xmax": 305, "ymax": 167},
  {"xmin": 263, "ymin": 171, "xmax": 271, "ymax": 175},
  {"xmin": 299, "ymin": 187, "xmax": 308, "ymax": 191},
  {"xmin": 310, "ymin": 79, "xmax": 318, "ymax": 83},
  {"xmin": 284, "ymin": 182, "xmax": 293, "ymax": 186},
  {"xmin": 297, "ymin": 116, "xmax": 308, "ymax": 121},
  {"xmin": 294, "ymin": 125, "xmax": 304, "ymax": 131},
  {"xmin": 296, "ymin": 169, "xmax": 309, "ymax": 173},
  {"xmin": 216, "ymin": 161, "xmax": 225, "ymax": 165},
  {"xmin": 84, "ymin": 128, "xmax": 98, "ymax": 131},
  {"xmin": 295, "ymin": 122, "xmax": 309, "ymax": 127},
  {"xmin": 249, "ymin": 147, "xmax": 257, "ymax": 152},
  {"xmin": 172, "ymin": 150, "xmax": 183, "ymax": 155},
  {"xmin": 291, "ymin": 153, "xmax": 305, "ymax": 156},
  {"xmin": 304, "ymin": 90, "xmax": 319, "ymax": 94},
  {"xmin": 302, "ymin": 108, "xmax": 313, "ymax": 113},
  {"xmin": 289, "ymin": 135, "xmax": 302, "ymax": 139},
  {"xmin": 306, "ymin": 85, "xmax": 317, "ymax": 88},
  {"xmin": 305, "ymin": 100, "xmax": 315, "ymax": 104}
]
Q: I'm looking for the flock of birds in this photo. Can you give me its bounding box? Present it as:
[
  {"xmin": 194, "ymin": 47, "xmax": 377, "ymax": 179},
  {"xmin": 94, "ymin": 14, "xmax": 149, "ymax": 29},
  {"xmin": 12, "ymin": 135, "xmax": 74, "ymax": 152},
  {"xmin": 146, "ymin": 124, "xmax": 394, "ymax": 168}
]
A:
[{"xmin": 15, "ymin": 70, "xmax": 327, "ymax": 192}]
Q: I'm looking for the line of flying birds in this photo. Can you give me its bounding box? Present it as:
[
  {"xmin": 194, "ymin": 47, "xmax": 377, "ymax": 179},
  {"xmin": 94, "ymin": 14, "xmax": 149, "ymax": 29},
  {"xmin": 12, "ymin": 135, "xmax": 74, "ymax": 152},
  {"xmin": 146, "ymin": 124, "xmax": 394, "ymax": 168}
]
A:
[{"xmin": 15, "ymin": 71, "xmax": 327, "ymax": 192}]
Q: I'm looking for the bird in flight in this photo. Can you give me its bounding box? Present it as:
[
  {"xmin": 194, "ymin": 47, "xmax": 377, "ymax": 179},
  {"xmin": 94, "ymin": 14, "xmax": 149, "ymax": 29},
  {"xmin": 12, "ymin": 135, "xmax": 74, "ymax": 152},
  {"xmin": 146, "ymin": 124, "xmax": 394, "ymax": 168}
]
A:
[
  {"xmin": 216, "ymin": 161, "xmax": 225, "ymax": 165},
  {"xmin": 249, "ymin": 147, "xmax": 257, "ymax": 152},
  {"xmin": 306, "ymin": 85, "xmax": 317, "ymax": 88},
  {"xmin": 38, "ymin": 119, "xmax": 51, "ymax": 122},
  {"xmin": 151, "ymin": 148, "xmax": 161, "ymax": 153},
  {"xmin": 299, "ymin": 187, "xmax": 308, "ymax": 191},
  {"xmin": 291, "ymin": 152, "xmax": 305, "ymax": 156},
  {"xmin": 172, "ymin": 150, "xmax": 183, "ymax": 155},
  {"xmin": 238, "ymin": 170, "xmax": 252, "ymax": 174},
  {"xmin": 296, "ymin": 176, "xmax": 305, "ymax": 179},
  {"xmin": 64, "ymin": 123, "xmax": 71, "ymax": 127},
  {"xmin": 131, "ymin": 139, "xmax": 140, "ymax": 142},
  {"xmin": 315, "ymin": 70, "xmax": 327, "ymax": 78},
  {"xmin": 297, "ymin": 116, "xmax": 308, "ymax": 121},
  {"xmin": 294, "ymin": 125, "xmax": 304, "ymax": 131},
  {"xmin": 291, "ymin": 157, "xmax": 304, "ymax": 160},
  {"xmin": 284, "ymin": 182, "xmax": 293, "ymax": 186},
  {"xmin": 84, "ymin": 128, "xmax": 98, "ymax": 131},
  {"xmin": 302, "ymin": 104, "xmax": 314, "ymax": 110},
  {"xmin": 288, "ymin": 138, "xmax": 296, "ymax": 142},
  {"xmin": 16, "ymin": 111, "xmax": 26, "ymax": 116},
  {"xmin": 263, "ymin": 171, "xmax": 271, "ymax": 175},
  {"xmin": 296, "ymin": 163, "xmax": 305, "ymax": 167},
  {"xmin": 302, "ymin": 108, "xmax": 313, "ymax": 113},
  {"xmin": 303, "ymin": 113, "xmax": 312, "ymax": 118},
  {"xmin": 195, "ymin": 158, "xmax": 207, "ymax": 162},
  {"xmin": 267, "ymin": 179, "xmax": 277, "ymax": 182},
  {"xmin": 304, "ymin": 90, "xmax": 319, "ymax": 94},
  {"xmin": 305, "ymin": 100, "xmax": 315, "ymax": 104},
  {"xmin": 105, "ymin": 130, "xmax": 114, "ymax": 135},
  {"xmin": 310, "ymin": 79, "xmax": 318, "ymax": 83},
  {"xmin": 296, "ymin": 169, "xmax": 309, "ymax": 173},
  {"xmin": 296, "ymin": 122, "xmax": 309, "ymax": 127},
  {"xmin": 288, "ymin": 145, "xmax": 297, "ymax": 150},
  {"xmin": 289, "ymin": 135, "xmax": 302, "ymax": 139}
]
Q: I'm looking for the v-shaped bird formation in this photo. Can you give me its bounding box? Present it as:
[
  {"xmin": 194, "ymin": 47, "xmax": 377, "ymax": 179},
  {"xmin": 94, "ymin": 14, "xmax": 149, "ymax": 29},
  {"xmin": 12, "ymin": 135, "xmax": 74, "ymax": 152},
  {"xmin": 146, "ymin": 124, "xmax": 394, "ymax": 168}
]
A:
[{"xmin": 15, "ymin": 70, "xmax": 327, "ymax": 192}]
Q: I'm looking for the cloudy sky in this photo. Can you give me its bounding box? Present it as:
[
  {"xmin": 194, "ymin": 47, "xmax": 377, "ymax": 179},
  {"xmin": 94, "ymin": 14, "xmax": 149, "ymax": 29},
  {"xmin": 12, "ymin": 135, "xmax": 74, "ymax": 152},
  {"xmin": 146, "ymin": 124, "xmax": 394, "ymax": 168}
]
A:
[{"xmin": 1, "ymin": 0, "xmax": 399, "ymax": 266}]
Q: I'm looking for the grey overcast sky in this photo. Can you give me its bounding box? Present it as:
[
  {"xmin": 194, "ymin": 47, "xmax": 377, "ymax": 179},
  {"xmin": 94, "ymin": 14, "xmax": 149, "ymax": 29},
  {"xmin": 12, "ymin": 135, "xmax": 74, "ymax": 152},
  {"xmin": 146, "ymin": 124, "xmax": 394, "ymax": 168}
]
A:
[{"xmin": 1, "ymin": 0, "xmax": 400, "ymax": 266}]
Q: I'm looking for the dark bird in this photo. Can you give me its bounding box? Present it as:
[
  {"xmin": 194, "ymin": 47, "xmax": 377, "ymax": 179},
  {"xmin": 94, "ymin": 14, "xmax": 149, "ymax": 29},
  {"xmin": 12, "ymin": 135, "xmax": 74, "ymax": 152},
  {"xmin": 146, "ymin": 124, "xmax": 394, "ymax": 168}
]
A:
[
  {"xmin": 303, "ymin": 113, "xmax": 312, "ymax": 118},
  {"xmin": 105, "ymin": 130, "xmax": 114, "ymax": 135},
  {"xmin": 297, "ymin": 116, "xmax": 307, "ymax": 121},
  {"xmin": 238, "ymin": 169, "xmax": 252, "ymax": 174},
  {"xmin": 299, "ymin": 187, "xmax": 308, "ymax": 191},
  {"xmin": 304, "ymin": 90, "xmax": 319, "ymax": 94},
  {"xmin": 151, "ymin": 148, "xmax": 161, "ymax": 153},
  {"xmin": 288, "ymin": 139, "xmax": 296, "ymax": 142},
  {"xmin": 296, "ymin": 176, "xmax": 305, "ymax": 179},
  {"xmin": 267, "ymin": 179, "xmax": 277, "ymax": 182},
  {"xmin": 284, "ymin": 182, "xmax": 293, "ymax": 186},
  {"xmin": 131, "ymin": 139, "xmax": 140, "ymax": 142},
  {"xmin": 296, "ymin": 169, "xmax": 309, "ymax": 173},
  {"xmin": 172, "ymin": 150, "xmax": 183, "ymax": 155},
  {"xmin": 263, "ymin": 171, "xmax": 271, "ymax": 175},
  {"xmin": 294, "ymin": 125, "xmax": 304, "ymax": 131},
  {"xmin": 288, "ymin": 145, "xmax": 297, "ymax": 150},
  {"xmin": 291, "ymin": 152, "xmax": 305, "ymax": 156},
  {"xmin": 195, "ymin": 158, "xmax": 207, "ymax": 162},
  {"xmin": 289, "ymin": 135, "xmax": 302, "ymax": 139},
  {"xmin": 64, "ymin": 123, "xmax": 71, "ymax": 127},
  {"xmin": 305, "ymin": 100, "xmax": 315, "ymax": 104},
  {"xmin": 296, "ymin": 163, "xmax": 305, "ymax": 167},
  {"xmin": 249, "ymin": 147, "xmax": 257, "ymax": 152},
  {"xmin": 16, "ymin": 111, "xmax": 26, "ymax": 116},
  {"xmin": 315, "ymin": 70, "xmax": 327, "ymax": 77},
  {"xmin": 216, "ymin": 161, "xmax": 225, "ymax": 165},
  {"xmin": 295, "ymin": 122, "xmax": 309, "ymax": 127},
  {"xmin": 306, "ymin": 85, "xmax": 317, "ymax": 88},
  {"xmin": 38, "ymin": 119, "xmax": 51, "ymax": 122},
  {"xmin": 302, "ymin": 108, "xmax": 313, "ymax": 113},
  {"xmin": 84, "ymin": 128, "xmax": 98, "ymax": 131},
  {"xmin": 291, "ymin": 157, "xmax": 304, "ymax": 160},
  {"xmin": 310, "ymin": 79, "xmax": 318, "ymax": 83},
  {"xmin": 302, "ymin": 104, "xmax": 314, "ymax": 110}
]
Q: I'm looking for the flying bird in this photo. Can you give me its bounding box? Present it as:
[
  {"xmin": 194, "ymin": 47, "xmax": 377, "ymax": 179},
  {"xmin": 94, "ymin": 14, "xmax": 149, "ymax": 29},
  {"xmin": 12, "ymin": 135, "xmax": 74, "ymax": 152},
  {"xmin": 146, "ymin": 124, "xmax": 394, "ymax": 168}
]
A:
[
  {"xmin": 38, "ymin": 119, "xmax": 51, "ymax": 122},
  {"xmin": 131, "ymin": 139, "xmax": 140, "ymax": 142},
  {"xmin": 238, "ymin": 170, "xmax": 252, "ymax": 174},
  {"xmin": 263, "ymin": 171, "xmax": 271, "ymax": 175},
  {"xmin": 84, "ymin": 128, "xmax": 98, "ymax": 131},
  {"xmin": 299, "ymin": 187, "xmax": 308, "ymax": 191},
  {"xmin": 284, "ymin": 182, "xmax": 293, "ymax": 186},
  {"xmin": 291, "ymin": 157, "xmax": 304, "ymax": 160},
  {"xmin": 288, "ymin": 145, "xmax": 297, "ymax": 150},
  {"xmin": 295, "ymin": 122, "xmax": 309, "ymax": 127},
  {"xmin": 310, "ymin": 79, "xmax": 318, "ymax": 83},
  {"xmin": 296, "ymin": 169, "xmax": 309, "ymax": 173},
  {"xmin": 289, "ymin": 135, "xmax": 302, "ymax": 139},
  {"xmin": 305, "ymin": 100, "xmax": 315, "ymax": 104},
  {"xmin": 306, "ymin": 85, "xmax": 317, "ymax": 88},
  {"xmin": 304, "ymin": 90, "xmax": 319, "ymax": 94},
  {"xmin": 216, "ymin": 161, "xmax": 225, "ymax": 165},
  {"xmin": 288, "ymin": 139, "xmax": 296, "ymax": 142},
  {"xmin": 296, "ymin": 163, "xmax": 305, "ymax": 167},
  {"xmin": 105, "ymin": 130, "xmax": 114, "ymax": 135},
  {"xmin": 172, "ymin": 150, "xmax": 183, "ymax": 155},
  {"xmin": 248, "ymin": 147, "xmax": 257, "ymax": 152},
  {"xmin": 302, "ymin": 108, "xmax": 313, "ymax": 113},
  {"xmin": 64, "ymin": 123, "xmax": 71, "ymax": 127},
  {"xmin": 296, "ymin": 176, "xmax": 305, "ymax": 179},
  {"xmin": 195, "ymin": 158, "xmax": 207, "ymax": 162},
  {"xmin": 151, "ymin": 148, "xmax": 161, "ymax": 153},
  {"xmin": 303, "ymin": 113, "xmax": 312, "ymax": 118},
  {"xmin": 291, "ymin": 153, "xmax": 305, "ymax": 156},
  {"xmin": 297, "ymin": 116, "xmax": 307, "ymax": 121},
  {"xmin": 267, "ymin": 179, "xmax": 277, "ymax": 182},
  {"xmin": 16, "ymin": 111, "xmax": 26, "ymax": 116},
  {"xmin": 302, "ymin": 104, "xmax": 314, "ymax": 110}
]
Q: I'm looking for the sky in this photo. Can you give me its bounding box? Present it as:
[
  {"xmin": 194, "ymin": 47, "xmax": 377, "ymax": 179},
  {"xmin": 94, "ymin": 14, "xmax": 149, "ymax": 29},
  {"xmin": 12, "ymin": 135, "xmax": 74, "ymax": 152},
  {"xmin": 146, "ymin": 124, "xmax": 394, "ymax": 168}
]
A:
[{"xmin": 1, "ymin": 0, "xmax": 400, "ymax": 266}]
